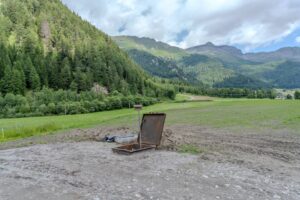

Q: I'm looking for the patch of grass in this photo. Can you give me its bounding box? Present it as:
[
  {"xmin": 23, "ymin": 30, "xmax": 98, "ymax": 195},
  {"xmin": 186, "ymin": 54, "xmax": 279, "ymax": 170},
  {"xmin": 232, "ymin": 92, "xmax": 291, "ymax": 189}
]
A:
[
  {"xmin": 0, "ymin": 97, "xmax": 300, "ymax": 143},
  {"xmin": 0, "ymin": 123, "xmax": 60, "ymax": 142},
  {"xmin": 175, "ymin": 93, "xmax": 191, "ymax": 102},
  {"xmin": 178, "ymin": 144, "xmax": 203, "ymax": 155}
]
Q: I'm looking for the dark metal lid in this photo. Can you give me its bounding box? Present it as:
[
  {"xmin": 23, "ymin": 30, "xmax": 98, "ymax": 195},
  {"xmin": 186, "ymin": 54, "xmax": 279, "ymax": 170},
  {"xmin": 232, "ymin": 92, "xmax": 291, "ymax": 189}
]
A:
[{"xmin": 139, "ymin": 113, "xmax": 166, "ymax": 146}]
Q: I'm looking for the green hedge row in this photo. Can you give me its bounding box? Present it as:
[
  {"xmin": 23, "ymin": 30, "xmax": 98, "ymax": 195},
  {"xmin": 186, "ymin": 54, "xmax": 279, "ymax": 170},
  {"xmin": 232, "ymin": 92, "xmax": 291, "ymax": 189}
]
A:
[{"xmin": 0, "ymin": 88, "xmax": 159, "ymax": 118}]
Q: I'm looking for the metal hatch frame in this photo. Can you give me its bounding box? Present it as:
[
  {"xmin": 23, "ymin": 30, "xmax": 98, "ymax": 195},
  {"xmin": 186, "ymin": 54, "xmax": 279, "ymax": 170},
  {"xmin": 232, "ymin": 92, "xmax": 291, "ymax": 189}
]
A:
[{"xmin": 112, "ymin": 113, "xmax": 166, "ymax": 155}]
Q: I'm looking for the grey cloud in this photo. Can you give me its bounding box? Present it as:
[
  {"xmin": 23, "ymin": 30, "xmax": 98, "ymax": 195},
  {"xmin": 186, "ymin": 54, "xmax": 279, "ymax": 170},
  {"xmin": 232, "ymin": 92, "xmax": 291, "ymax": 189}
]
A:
[
  {"xmin": 141, "ymin": 7, "xmax": 152, "ymax": 16},
  {"xmin": 118, "ymin": 23, "xmax": 126, "ymax": 33},
  {"xmin": 61, "ymin": 0, "xmax": 300, "ymax": 51}
]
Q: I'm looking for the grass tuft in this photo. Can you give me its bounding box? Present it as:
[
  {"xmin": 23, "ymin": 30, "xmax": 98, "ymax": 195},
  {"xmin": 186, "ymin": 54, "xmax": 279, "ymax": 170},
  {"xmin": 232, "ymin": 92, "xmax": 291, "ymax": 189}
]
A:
[{"xmin": 178, "ymin": 144, "xmax": 203, "ymax": 155}]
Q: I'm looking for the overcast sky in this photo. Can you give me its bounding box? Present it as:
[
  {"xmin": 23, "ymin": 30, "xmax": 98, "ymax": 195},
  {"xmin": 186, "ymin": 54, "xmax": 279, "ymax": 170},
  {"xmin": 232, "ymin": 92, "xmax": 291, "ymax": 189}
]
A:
[{"xmin": 61, "ymin": 0, "xmax": 300, "ymax": 52}]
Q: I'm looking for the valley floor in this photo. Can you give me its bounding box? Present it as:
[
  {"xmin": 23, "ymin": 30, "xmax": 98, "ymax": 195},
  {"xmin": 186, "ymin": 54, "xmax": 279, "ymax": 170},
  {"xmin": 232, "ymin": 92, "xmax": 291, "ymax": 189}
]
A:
[{"xmin": 0, "ymin": 125, "xmax": 300, "ymax": 200}]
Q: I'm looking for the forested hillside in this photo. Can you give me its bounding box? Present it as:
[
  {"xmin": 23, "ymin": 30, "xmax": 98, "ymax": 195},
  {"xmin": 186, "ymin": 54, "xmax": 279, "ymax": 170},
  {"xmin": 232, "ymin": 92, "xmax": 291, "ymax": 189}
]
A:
[
  {"xmin": 114, "ymin": 36, "xmax": 269, "ymax": 88},
  {"xmin": 0, "ymin": 0, "xmax": 173, "ymax": 97},
  {"xmin": 114, "ymin": 36, "xmax": 300, "ymax": 89},
  {"xmin": 187, "ymin": 43, "xmax": 300, "ymax": 88}
]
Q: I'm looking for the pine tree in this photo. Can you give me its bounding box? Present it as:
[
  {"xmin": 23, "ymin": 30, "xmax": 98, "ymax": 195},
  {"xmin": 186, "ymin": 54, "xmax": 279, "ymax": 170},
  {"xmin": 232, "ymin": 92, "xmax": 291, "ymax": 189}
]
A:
[
  {"xmin": 0, "ymin": 66, "xmax": 14, "ymax": 94},
  {"xmin": 12, "ymin": 69, "xmax": 24, "ymax": 94},
  {"xmin": 60, "ymin": 58, "xmax": 72, "ymax": 89},
  {"xmin": 0, "ymin": 44, "xmax": 11, "ymax": 79},
  {"xmin": 13, "ymin": 61, "xmax": 26, "ymax": 94}
]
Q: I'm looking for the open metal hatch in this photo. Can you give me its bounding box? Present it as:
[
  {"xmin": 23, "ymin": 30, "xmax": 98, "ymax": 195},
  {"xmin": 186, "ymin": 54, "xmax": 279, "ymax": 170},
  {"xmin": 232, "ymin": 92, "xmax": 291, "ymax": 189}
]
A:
[{"xmin": 112, "ymin": 113, "xmax": 166, "ymax": 155}]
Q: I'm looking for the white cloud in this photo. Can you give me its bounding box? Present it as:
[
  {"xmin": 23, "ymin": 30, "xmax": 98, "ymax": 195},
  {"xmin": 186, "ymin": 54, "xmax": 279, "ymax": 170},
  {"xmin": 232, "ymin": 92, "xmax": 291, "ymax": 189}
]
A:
[
  {"xmin": 296, "ymin": 36, "xmax": 300, "ymax": 43},
  {"xmin": 61, "ymin": 0, "xmax": 300, "ymax": 51}
]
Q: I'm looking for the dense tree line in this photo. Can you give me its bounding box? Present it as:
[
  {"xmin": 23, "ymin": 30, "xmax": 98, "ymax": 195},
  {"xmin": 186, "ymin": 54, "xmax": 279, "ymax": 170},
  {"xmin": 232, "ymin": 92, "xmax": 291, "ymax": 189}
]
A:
[
  {"xmin": 204, "ymin": 88, "xmax": 276, "ymax": 98},
  {"xmin": 176, "ymin": 85, "xmax": 276, "ymax": 99},
  {"xmin": 0, "ymin": 87, "xmax": 158, "ymax": 118},
  {"xmin": 213, "ymin": 74, "xmax": 271, "ymax": 89},
  {"xmin": 155, "ymin": 77, "xmax": 277, "ymax": 99}
]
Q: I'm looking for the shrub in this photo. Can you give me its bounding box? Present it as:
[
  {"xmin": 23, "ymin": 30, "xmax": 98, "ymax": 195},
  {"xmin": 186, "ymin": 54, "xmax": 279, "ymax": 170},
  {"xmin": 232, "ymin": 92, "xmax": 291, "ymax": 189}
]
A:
[
  {"xmin": 56, "ymin": 102, "xmax": 66, "ymax": 115},
  {"xmin": 295, "ymin": 91, "xmax": 300, "ymax": 100},
  {"xmin": 48, "ymin": 103, "xmax": 56, "ymax": 114},
  {"xmin": 286, "ymin": 94, "xmax": 293, "ymax": 100},
  {"xmin": 38, "ymin": 104, "xmax": 48, "ymax": 115},
  {"xmin": 19, "ymin": 104, "xmax": 31, "ymax": 114},
  {"xmin": 95, "ymin": 101, "xmax": 106, "ymax": 111},
  {"xmin": 4, "ymin": 93, "xmax": 16, "ymax": 107},
  {"xmin": 166, "ymin": 89, "xmax": 176, "ymax": 100},
  {"xmin": 68, "ymin": 102, "xmax": 81, "ymax": 114},
  {"xmin": 109, "ymin": 96, "xmax": 122, "ymax": 109}
]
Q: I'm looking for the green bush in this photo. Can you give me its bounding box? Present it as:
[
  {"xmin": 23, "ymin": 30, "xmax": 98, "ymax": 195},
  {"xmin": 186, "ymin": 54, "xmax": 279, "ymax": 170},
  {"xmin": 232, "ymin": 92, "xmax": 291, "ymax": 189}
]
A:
[
  {"xmin": 38, "ymin": 104, "xmax": 48, "ymax": 115},
  {"xmin": 286, "ymin": 94, "xmax": 293, "ymax": 100},
  {"xmin": 68, "ymin": 102, "xmax": 81, "ymax": 114},
  {"xmin": 56, "ymin": 102, "xmax": 66, "ymax": 115},
  {"xmin": 96, "ymin": 101, "xmax": 107, "ymax": 111},
  {"xmin": 48, "ymin": 103, "xmax": 56, "ymax": 114},
  {"xmin": 295, "ymin": 91, "xmax": 300, "ymax": 100},
  {"xmin": 18, "ymin": 103, "xmax": 31, "ymax": 114}
]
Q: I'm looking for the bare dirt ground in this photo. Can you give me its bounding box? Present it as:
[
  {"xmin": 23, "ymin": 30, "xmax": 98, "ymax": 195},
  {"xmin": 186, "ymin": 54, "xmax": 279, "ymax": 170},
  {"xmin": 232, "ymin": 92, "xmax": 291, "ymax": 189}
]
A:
[{"xmin": 0, "ymin": 125, "xmax": 300, "ymax": 200}]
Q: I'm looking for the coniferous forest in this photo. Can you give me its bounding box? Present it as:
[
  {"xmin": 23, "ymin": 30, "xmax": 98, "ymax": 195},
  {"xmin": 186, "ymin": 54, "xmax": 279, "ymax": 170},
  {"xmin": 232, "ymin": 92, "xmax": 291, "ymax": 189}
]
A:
[
  {"xmin": 0, "ymin": 0, "xmax": 178, "ymax": 117},
  {"xmin": 0, "ymin": 0, "xmax": 173, "ymax": 95}
]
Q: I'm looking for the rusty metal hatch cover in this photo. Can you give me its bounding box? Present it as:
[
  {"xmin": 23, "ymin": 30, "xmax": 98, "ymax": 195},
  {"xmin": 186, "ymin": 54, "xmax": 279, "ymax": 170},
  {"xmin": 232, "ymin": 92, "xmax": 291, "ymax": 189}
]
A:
[
  {"xmin": 112, "ymin": 113, "xmax": 166, "ymax": 155},
  {"xmin": 139, "ymin": 113, "xmax": 166, "ymax": 146}
]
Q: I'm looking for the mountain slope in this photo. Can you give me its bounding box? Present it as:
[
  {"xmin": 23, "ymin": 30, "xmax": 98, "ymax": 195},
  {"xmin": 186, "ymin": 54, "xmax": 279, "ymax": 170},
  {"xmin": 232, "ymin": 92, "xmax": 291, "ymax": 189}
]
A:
[
  {"xmin": 114, "ymin": 36, "xmax": 269, "ymax": 88},
  {"xmin": 262, "ymin": 61, "xmax": 300, "ymax": 88},
  {"xmin": 114, "ymin": 36, "xmax": 188, "ymax": 60},
  {"xmin": 0, "ymin": 0, "xmax": 168, "ymax": 96},
  {"xmin": 126, "ymin": 49, "xmax": 190, "ymax": 80},
  {"xmin": 187, "ymin": 42, "xmax": 243, "ymax": 56},
  {"xmin": 178, "ymin": 54, "xmax": 235, "ymax": 86},
  {"xmin": 186, "ymin": 42, "xmax": 257, "ymax": 67},
  {"xmin": 243, "ymin": 47, "xmax": 300, "ymax": 62},
  {"xmin": 116, "ymin": 36, "xmax": 300, "ymax": 88},
  {"xmin": 186, "ymin": 42, "xmax": 300, "ymax": 88}
]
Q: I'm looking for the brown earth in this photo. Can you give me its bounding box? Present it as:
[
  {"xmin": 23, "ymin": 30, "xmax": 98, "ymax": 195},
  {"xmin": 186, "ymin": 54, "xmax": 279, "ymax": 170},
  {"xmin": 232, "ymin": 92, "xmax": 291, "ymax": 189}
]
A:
[{"xmin": 0, "ymin": 125, "xmax": 300, "ymax": 199}]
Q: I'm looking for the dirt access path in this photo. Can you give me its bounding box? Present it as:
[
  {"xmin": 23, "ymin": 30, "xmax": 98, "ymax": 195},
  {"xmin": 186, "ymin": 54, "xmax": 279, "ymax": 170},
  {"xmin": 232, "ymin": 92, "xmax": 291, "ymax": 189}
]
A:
[{"xmin": 0, "ymin": 125, "xmax": 300, "ymax": 200}]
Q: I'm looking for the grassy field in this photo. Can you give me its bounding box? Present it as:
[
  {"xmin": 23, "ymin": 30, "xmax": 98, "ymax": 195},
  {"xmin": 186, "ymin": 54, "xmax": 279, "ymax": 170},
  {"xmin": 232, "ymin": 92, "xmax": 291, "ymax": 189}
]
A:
[{"xmin": 0, "ymin": 95, "xmax": 300, "ymax": 142}]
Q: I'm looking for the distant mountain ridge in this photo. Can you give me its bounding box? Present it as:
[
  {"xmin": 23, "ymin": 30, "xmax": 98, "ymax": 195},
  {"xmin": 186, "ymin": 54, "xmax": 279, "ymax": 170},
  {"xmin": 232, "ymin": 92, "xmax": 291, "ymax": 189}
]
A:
[
  {"xmin": 114, "ymin": 36, "xmax": 188, "ymax": 59},
  {"xmin": 187, "ymin": 42, "xmax": 243, "ymax": 57},
  {"xmin": 243, "ymin": 47, "xmax": 300, "ymax": 62},
  {"xmin": 188, "ymin": 42, "xmax": 300, "ymax": 62},
  {"xmin": 114, "ymin": 36, "xmax": 300, "ymax": 88}
]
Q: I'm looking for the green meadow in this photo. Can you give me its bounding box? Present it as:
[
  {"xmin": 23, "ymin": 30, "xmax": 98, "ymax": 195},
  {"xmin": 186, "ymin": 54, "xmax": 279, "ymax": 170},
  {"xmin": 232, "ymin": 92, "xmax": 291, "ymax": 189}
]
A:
[{"xmin": 0, "ymin": 95, "xmax": 300, "ymax": 142}]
